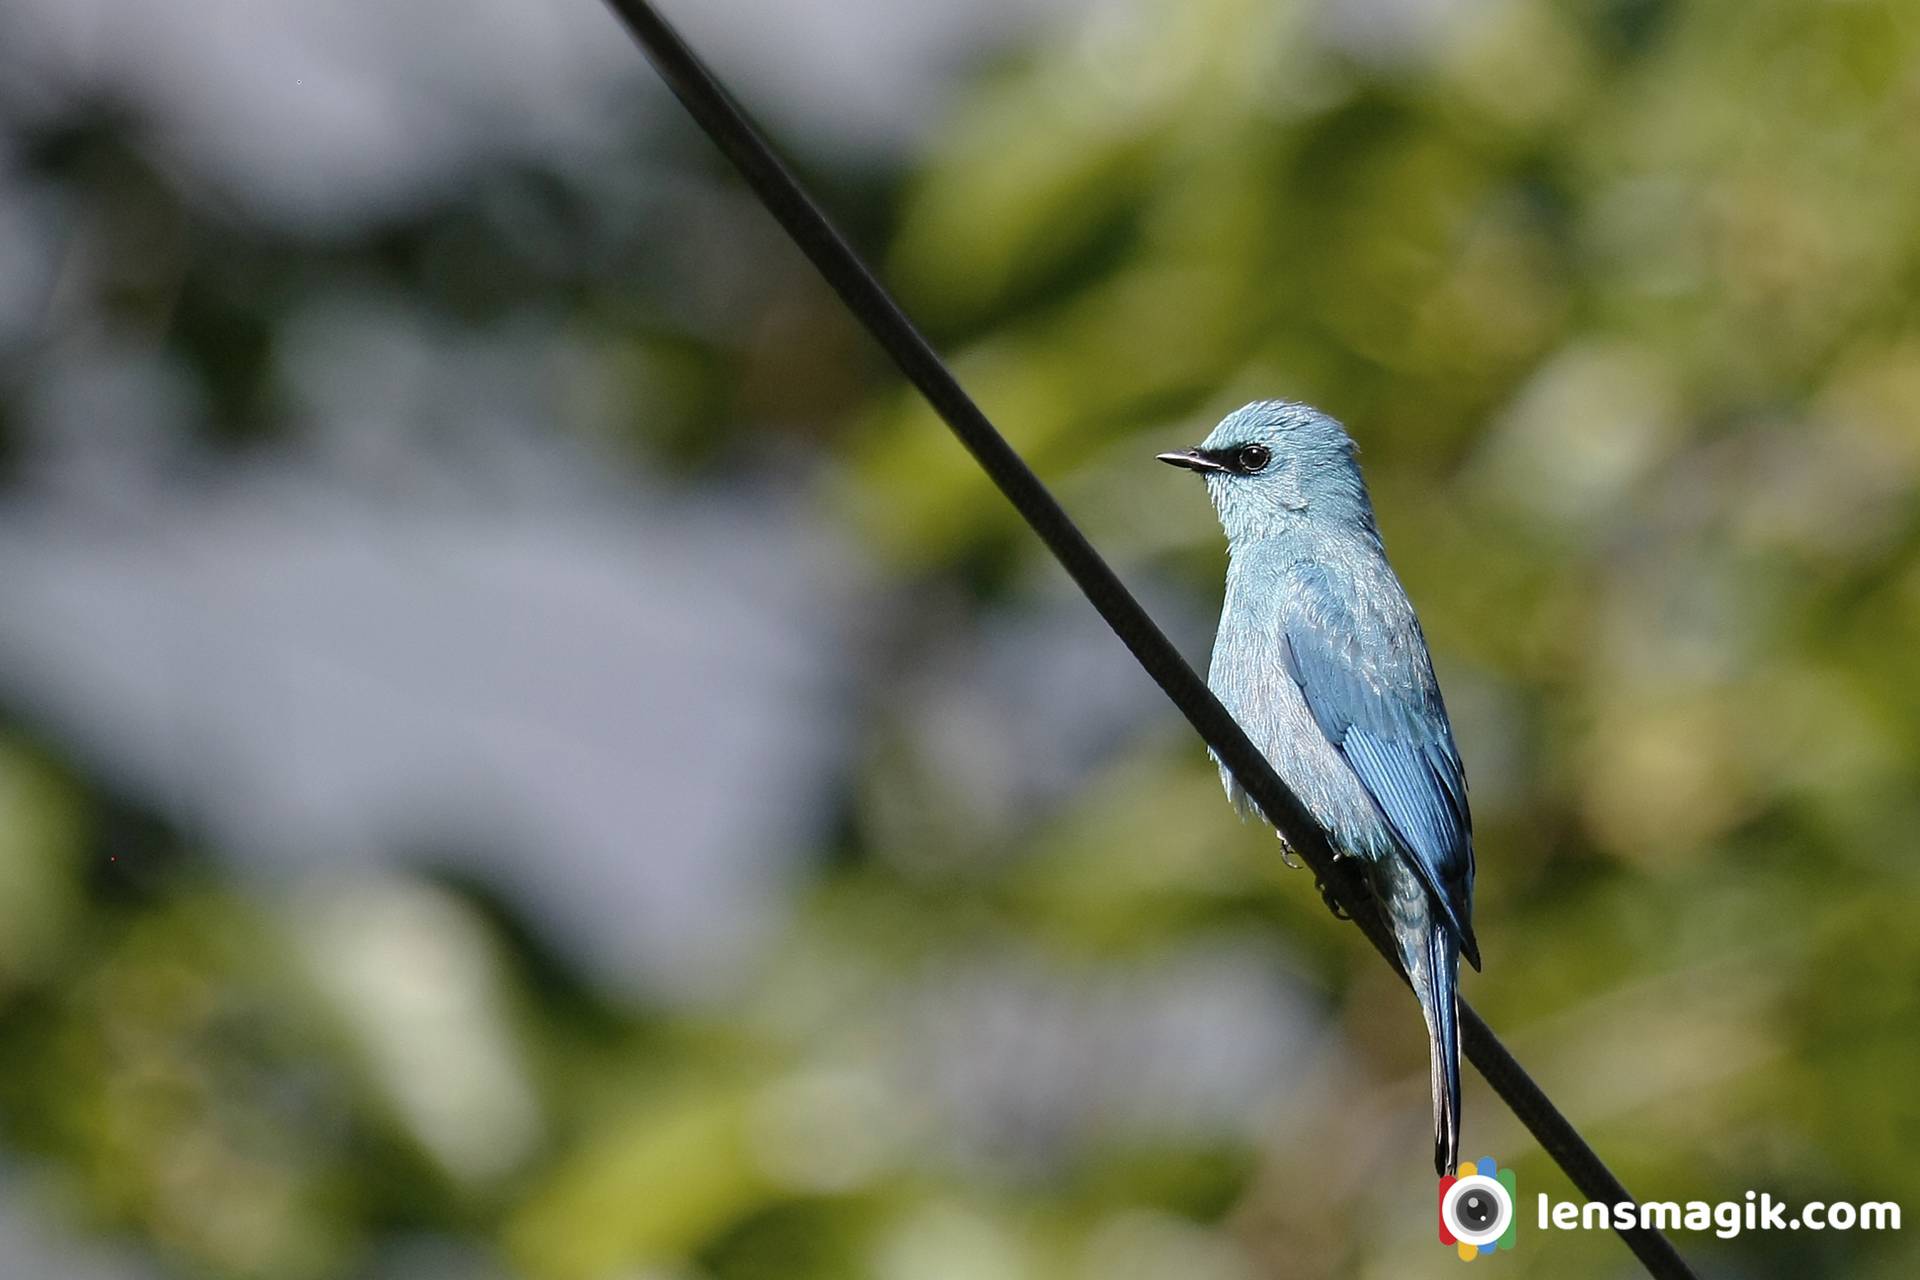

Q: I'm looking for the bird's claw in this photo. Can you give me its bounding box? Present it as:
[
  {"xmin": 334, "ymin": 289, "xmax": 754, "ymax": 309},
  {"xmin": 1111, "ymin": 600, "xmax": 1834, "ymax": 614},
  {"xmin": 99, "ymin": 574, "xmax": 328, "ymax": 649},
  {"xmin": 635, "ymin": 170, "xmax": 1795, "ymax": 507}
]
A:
[{"xmin": 1317, "ymin": 871, "xmax": 1373, "ymax": 922}]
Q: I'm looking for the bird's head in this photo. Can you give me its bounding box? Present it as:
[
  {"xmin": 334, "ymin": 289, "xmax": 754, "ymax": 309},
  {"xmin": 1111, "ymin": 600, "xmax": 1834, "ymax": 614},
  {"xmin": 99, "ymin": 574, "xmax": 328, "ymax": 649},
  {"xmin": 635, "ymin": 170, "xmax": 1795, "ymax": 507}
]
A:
[{"xmin": 1158, "ymin": 400, "xmax": 1375, "ymax": 545}]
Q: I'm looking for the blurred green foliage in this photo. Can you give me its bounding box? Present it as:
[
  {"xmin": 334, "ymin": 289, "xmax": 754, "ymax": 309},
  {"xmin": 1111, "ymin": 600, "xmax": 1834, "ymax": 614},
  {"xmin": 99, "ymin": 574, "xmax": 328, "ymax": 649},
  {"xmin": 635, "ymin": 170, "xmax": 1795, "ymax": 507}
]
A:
[{"xmin": 3, "ymin": 0, "xmax": 1920, "ymax": 1277}]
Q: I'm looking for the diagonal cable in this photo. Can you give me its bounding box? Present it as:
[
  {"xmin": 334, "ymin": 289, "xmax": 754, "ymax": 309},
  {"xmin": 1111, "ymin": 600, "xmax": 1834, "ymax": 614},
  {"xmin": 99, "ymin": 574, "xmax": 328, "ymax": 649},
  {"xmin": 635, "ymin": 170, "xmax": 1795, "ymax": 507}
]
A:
[{"xmin": 603, "ymin": 3, "xmax": 1697, "ymax": 1275}]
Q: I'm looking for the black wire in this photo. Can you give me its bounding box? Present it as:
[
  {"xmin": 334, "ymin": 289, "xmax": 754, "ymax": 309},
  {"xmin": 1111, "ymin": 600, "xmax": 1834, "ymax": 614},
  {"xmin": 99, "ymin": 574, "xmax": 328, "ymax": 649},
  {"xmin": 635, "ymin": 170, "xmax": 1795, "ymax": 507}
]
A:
[{"xmin": 605, "ymin": 3, "xmax": 1698, "ymax": 1275}]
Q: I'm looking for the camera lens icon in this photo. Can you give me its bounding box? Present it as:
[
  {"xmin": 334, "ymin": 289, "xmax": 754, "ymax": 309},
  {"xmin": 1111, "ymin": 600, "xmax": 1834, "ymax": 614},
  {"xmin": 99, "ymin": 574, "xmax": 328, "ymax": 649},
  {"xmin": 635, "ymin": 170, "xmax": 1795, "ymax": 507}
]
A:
[{"xmin": 1441, "ymin": 1174, "xmax": 1512, "ymax": 1247}]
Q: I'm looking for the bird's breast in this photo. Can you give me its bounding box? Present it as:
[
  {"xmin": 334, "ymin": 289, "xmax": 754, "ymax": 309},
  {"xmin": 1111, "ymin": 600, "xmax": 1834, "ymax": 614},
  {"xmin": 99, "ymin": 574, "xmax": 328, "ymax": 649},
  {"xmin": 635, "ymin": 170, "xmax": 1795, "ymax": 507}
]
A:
[{"xmin": 1207, "ymin": 572, "xmax": 1396, "ymax": 860}]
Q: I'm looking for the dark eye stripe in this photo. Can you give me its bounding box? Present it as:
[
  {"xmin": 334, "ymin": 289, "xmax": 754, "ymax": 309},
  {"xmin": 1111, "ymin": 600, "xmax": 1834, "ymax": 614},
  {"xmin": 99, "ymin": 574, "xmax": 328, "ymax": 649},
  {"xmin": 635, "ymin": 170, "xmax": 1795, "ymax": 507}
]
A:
[{"xmin": 1235, "ymin": 444, "xmax": 1271, "ymax": 473}]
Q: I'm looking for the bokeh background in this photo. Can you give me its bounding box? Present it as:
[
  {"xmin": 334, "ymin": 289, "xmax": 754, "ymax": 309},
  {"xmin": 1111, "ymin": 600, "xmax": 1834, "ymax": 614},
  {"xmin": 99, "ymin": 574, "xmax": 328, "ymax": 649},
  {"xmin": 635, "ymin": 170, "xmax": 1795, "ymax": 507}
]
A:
[{"xmin": 0, "ymin": 0, "xmax": 1916, "ymax": 1276}]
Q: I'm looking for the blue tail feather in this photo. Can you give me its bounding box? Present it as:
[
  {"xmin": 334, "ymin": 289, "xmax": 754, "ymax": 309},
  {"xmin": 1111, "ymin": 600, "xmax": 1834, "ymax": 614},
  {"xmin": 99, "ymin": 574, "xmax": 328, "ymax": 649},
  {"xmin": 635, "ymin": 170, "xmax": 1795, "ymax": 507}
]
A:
[{"xmin": 1425, "ymin": 923, "xmax": 1462, "ymax": 1176}]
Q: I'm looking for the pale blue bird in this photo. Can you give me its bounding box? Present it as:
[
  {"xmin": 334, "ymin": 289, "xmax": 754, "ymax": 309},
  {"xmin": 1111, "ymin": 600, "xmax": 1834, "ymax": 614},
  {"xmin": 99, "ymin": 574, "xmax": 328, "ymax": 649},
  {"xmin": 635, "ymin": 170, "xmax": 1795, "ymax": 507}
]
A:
[{"xmin": 1160, "ymin": 400, "xmax": 1479, "ymax": 1175}]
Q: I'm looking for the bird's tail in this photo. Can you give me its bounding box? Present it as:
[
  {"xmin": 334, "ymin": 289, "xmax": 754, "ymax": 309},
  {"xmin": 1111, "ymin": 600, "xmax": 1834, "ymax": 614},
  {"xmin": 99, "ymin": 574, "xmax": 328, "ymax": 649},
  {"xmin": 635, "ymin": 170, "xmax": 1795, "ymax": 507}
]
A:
[{"xmin": 1418, "ymin": 921, "xmax": 1463, "ymax": 1177}]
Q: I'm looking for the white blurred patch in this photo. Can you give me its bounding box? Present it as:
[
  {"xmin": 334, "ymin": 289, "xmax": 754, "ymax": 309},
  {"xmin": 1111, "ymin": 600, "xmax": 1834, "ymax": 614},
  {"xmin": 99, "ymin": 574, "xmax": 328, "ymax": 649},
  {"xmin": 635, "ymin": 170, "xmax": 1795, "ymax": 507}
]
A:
[
  {"xmin": 749, "ymin": 1065, "xmax": 905, "ymax": 1194},
  {"xmin": 0, "ymin": 0, "xmax": 1097, "ymax": 229},
  {"xmin": 871, "ymin": 1200, "xmax": 1030, "ymax": 1280},
  {"xmin": 890, "ymin": 935, "xmax": 1317, "ymax": 1177},
  {"xmin": 1474, "ymin": 340, "xmax": 1682, "ymax": 527},
  {"xmin": 0, "ymin": 1169, "xmax": 163, "ymax": 1280},
  {"xmin": 289, "ymin": 876, "xmax": 543, "ymax": 1184},
  {"xmin": 0, "ymin": 0, "xmax": 634, "ymax": 229},
  {"xmin": 0, "ymin": 440, "xmax": 857, "ymax": 1004},
  {"xmin": 19, "ymin": 339, "xmax": 204, "ymax": 500},
  {"xmin": 1316, "ymin": 0, "xmax": 1486, "ymax": 69}
]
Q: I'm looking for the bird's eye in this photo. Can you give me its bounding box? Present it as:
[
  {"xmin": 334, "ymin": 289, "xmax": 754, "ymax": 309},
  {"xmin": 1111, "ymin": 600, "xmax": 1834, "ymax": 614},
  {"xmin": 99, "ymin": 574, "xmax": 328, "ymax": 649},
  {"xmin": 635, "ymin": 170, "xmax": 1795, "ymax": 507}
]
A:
[{"xmin": 1236, "ymin": 444, "xmax": 1271, "ymax": 472}]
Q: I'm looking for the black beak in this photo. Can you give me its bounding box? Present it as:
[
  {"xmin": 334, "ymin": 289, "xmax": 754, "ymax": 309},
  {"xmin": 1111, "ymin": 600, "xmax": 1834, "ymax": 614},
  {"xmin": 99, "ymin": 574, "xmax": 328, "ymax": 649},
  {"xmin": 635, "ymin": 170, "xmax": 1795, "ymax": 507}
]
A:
[{"xmin": 1157, "ymin": 448, "xmax": 1227, "ymax": 474}]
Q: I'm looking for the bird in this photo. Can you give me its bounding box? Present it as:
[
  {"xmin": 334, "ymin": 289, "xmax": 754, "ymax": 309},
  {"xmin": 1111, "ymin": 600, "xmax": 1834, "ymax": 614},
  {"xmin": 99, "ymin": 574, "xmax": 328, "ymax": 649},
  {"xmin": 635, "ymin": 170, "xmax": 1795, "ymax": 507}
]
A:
[{"xmin": 1159, "ymin": 399, "xmax": 1478, "ymax": 1176}]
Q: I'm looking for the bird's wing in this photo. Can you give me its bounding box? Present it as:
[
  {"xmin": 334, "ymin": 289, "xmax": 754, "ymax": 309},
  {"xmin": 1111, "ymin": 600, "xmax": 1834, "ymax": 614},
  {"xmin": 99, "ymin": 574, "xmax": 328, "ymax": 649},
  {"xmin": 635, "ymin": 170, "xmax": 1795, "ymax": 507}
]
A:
[{"xmin": 1280, "ymin": 561, "xmax": 1479, "ymax": 969}]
